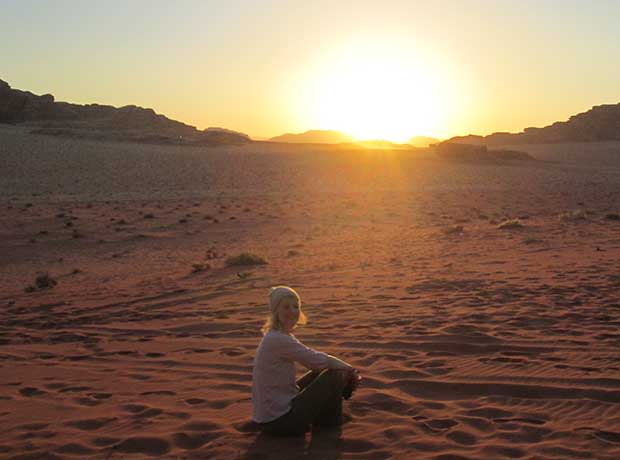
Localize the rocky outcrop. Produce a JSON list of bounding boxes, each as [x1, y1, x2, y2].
[[0, 79, 59, 122], [0, 79, 251, 146], [447, 103, 620, 146], [435, 142, 534, 162]]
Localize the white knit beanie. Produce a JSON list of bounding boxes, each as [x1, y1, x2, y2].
[[269, 286, 300, 313]]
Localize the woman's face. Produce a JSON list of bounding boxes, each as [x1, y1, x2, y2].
[[277, 297, 300, 332]]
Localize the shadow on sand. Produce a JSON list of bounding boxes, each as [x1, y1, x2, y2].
[[243, 426, 344, 460]]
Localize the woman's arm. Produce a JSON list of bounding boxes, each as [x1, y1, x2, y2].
[[325, 354, 355, 372], [279, 333, 355, 372]]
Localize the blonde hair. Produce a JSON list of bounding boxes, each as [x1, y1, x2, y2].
[[261, 286, 307, 334]]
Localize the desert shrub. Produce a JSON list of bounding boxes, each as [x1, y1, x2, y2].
[[559, 210, 587, 221], [444, 225, 464, 235], [225, 252, 267, 267], [35, 272, 57, 289], [191, 263, 210, 273], [497, 219, 524, 230]]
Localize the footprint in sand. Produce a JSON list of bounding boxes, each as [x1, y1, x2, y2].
[[65, 417, 116, 431], [17, 423, 49, 431], [16, 430, 56, 440], [91, 436, 121, 447], [140, 408, 164, 418], [145, 352, 165, 358], [141, 390, 176, 396], [114, 437, 171, 456], [56, 443, 97, 455], [592, 430, 620, 444], [44, 382, 66, 390], [464, 407, 514, 419], [173, 431, 219, 450], [126, 373, 152, 381], [73, 397, 102, 406], [456, 416, 495, 433], [121, 403, 149, 413], [89, 392, 113, 400], [446, 430, 478, 445], [19, 387, 47, 397], [426, 419, 459, 430], [59, 385, 93, 393]]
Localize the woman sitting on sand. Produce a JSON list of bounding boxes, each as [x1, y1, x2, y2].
[[252, 286, 361, 436]]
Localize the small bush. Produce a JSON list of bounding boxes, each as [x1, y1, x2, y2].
[[225, 252, 267, 267], [444, 225, 464, 235], [35, 272, 57, 289], [559, 210, 587, 221], [191, 263, 210, 273], [497, 219, 524, 230]]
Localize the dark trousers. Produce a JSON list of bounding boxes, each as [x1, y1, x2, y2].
[[260, 369, 347, 436]]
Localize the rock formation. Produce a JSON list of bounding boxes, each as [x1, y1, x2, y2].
[[447, 103, 620, 145], [270, 130, 354, 144], [435, 142, 534, 162], [0, 79, 251, 146]]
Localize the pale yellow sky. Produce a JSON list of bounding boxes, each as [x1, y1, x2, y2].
[[2, 0, 619, 141]]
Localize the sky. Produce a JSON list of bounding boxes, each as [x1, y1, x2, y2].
[[2, 0, 620, 142]]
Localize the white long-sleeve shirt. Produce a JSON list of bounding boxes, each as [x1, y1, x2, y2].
[[252, 329, 329, 423]]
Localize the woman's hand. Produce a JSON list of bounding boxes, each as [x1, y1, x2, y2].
[[342, 368, 362, 400]]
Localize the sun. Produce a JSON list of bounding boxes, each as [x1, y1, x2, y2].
[[297, 41, 452, 143]]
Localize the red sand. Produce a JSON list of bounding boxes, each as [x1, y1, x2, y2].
[[1, 129, 620, 459]]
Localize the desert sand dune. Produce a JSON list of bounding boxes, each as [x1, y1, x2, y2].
[[1, 125, 620, 459]]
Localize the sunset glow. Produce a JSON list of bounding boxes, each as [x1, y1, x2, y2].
[[2, 1, 619, 140], [296, 42, 454, 142]]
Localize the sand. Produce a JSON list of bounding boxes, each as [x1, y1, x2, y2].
[[1, 125, 620, 459]]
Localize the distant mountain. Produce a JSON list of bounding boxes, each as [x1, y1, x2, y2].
[[270, 130, 354, 144], [446, 103, 620, 145], [352, 139, 412, 149], [408, 136, 440, 147], [0, 79, 251, 146]]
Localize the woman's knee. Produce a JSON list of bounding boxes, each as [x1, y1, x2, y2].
[[323, 368, 348, 389]]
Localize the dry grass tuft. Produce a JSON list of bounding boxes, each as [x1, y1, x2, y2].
[[26, 272, 58, 292], [191, 263, 210, 273], [559, 210, 587, 221], [497, 219, 524, 230], [225, 252, 267, 267], [444, 225, 464, 235]]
